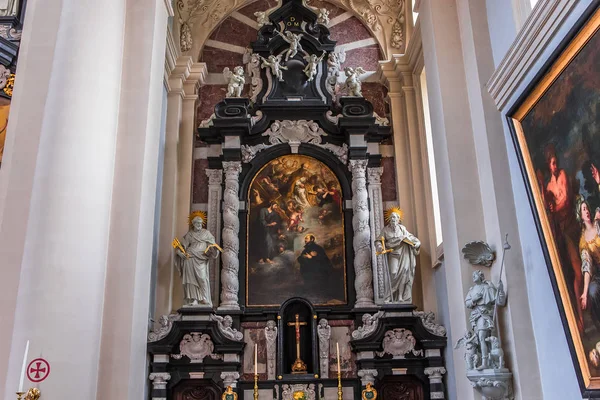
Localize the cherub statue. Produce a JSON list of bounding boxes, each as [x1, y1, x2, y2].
[[454, 330, 480, 370], [261, 54, 288, 81], [303, 53, 325, 81], [276, 30, 304, 61], [317, 8, 330, 25], [254, 11, 271, 28], [344, 67, 366, 97], [223, 66, 245, 97]]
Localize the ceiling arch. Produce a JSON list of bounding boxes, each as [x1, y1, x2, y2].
[[175, 0, 407, 62]]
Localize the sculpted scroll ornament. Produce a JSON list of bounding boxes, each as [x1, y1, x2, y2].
[[243, 51, 263, 104], [219, 162, 242, 310], [263, 120, 325, 145], [148, 313, 181, 342], [171, 332, 221, 361], [211, 314, 243, 341], [413, 311, 447, 337], [377, 328, 423, 358], [282, 384, 316, 400], [351, 311, 384, 340]]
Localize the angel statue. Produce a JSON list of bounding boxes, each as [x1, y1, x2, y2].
[[454, 330, 480, 370], [317, 8, 330, 25], [344, 66, 366, 97], [223, 66, 245, 98], [254, 11, 271, 28], [276, 30, 304, 61], [261, 54, 288, 81], [172, 211, 222, 307], [374, 207, 421, 303], [303, 53, 325, 81]]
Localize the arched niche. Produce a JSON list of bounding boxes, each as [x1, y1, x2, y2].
[[277, 297, 319, 377]]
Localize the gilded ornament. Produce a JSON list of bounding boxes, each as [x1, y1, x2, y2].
[[3, 73, 14, 97], [24, 388, 41, 400], [222, 386, 238, 400], [362, 383, 377, 400]]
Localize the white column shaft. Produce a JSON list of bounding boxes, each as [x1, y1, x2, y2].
[[1, 0, 126, 398], [156, 91, 183, 316], [420, 1, 487, 398], [97, 0, 171, 398]]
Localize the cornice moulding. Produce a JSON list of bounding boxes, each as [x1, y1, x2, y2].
[[486, 0, 579, 111]]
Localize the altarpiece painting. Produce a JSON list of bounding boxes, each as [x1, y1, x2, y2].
[[510, 9, 600, 395], [246, 154, 346, 307]]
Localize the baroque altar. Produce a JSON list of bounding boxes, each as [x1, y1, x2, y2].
[[148, 0, 447, 398]]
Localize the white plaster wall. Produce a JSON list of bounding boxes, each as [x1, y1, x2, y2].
[[486, 0, 597, 398]]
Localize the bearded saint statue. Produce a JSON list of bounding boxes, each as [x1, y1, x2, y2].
[[173, 211, 221, 307], [375, 208, 421, 304]]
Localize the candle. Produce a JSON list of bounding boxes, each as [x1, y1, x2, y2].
[[254, 343, 258, 375], [18, 340, 29, 392], [336, 342, 341, 373]]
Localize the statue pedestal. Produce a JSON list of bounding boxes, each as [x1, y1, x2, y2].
[[380, 303, 417, 311], [178, 306, 214, 321], [466, 369, 513, 400]]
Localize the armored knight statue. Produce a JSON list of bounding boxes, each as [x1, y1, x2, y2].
[[173, 212, 221, 307], [375, 208, 421, 303]]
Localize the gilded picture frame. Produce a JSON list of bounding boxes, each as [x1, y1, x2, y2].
[[510, 7, 600, 396]]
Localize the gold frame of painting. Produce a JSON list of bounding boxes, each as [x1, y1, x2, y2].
[[511, 8, 600, 393]]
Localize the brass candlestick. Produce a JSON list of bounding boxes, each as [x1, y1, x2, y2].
[[337, 370, 343, 400], [254, 374, 259, 400], [16, 392, 25, 400]]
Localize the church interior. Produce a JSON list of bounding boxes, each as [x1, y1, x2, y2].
[[1, 0, 599, 399]]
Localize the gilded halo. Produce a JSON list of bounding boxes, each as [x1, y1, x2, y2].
[[188, 210, 208, 227], [384, 206, 404, 224]]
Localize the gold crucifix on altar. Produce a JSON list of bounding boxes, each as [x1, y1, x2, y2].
[[287, 313, 308, 373]]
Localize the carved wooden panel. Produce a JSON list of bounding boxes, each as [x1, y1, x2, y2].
[[174, 381, 221, 400], [378, 376, 424, 400]]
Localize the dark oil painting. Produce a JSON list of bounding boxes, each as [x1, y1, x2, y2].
[[513, 12, 600, 388], [246, 154, 347, 307]]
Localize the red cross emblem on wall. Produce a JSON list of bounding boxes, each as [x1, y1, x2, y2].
[[26, 358, 50, 383]]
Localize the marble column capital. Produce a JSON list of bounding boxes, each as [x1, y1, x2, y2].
[[206, 168, 223, 185], [149, 372, 171, 390], [220, 371, 241, 387], [367, 167, 384, 185]]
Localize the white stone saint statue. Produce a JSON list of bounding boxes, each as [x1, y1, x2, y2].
[[375, 209, 421, 303], [464, 269, 506, 369], [174, 214, 220, 307]]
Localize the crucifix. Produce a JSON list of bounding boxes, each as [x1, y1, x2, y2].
[[287, 313, 308, 373]]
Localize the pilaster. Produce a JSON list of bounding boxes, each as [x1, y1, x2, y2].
[[156, 56, 207, 315], [424, 367, 446, 399], [367, 167, 386, 304], [206, 168, 223, 305]]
